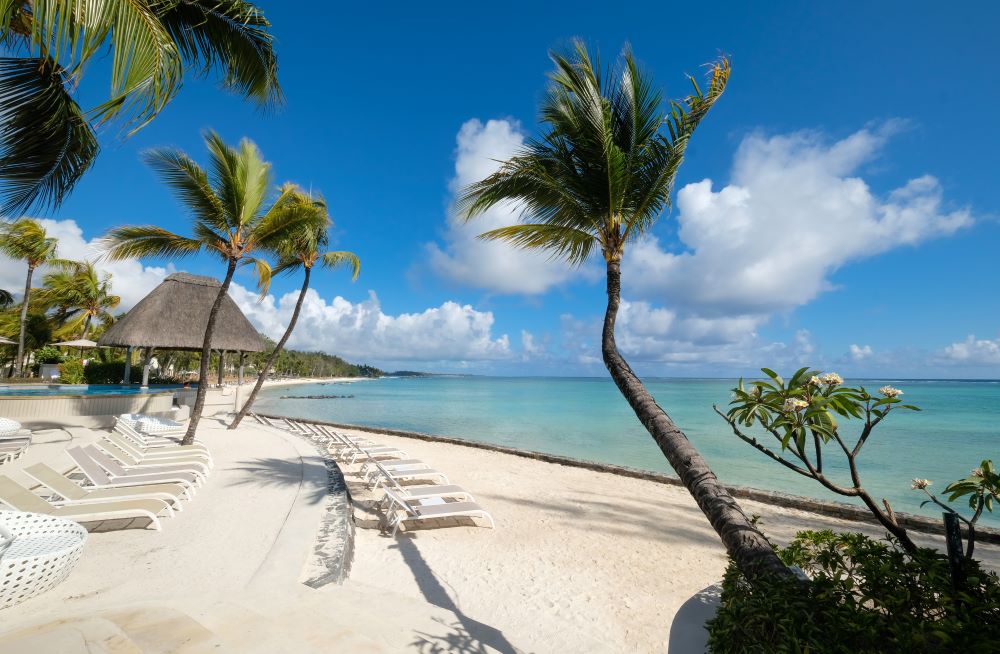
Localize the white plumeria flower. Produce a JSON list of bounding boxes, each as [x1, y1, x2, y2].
[[783, 398, 809, 412], [820, 373, 843, 386], [808, 375, 822, 387], [911, 478, 932, 490], [972, 468, 984, 478], [879, 386, 903, 398]]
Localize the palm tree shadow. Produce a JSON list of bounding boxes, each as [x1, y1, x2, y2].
[[393, 537, 521, 654], [228, 456, 330, 505]]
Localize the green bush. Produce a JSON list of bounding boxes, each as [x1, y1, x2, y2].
[[83, 361, 143, 384], [58, 359, 85, 384], [33, 345, 64, 365], [707, 530, 1000, 653]]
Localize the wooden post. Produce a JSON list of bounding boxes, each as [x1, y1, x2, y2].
[[141, 347, 153, 387], [124, 346, 133, 384], [217, 350, 225, 387]]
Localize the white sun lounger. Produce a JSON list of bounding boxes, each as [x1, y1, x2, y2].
[[119, 414, 185, 436], [24, 463, 186, 512], [0, 475, 170, 530], [360, 458, 430, 483], [364, 459, 449, 488], [370, 460, 474, 509], [95, 440, 211, 479], [80, 446, 206, 487], [66, 447, 198, 498], [105, 432, 213, 468], [115, 419, 208, 451], [382, 488, 494, 537]]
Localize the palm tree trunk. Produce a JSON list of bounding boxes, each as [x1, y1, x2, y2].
[[602, 260, 792, 580], [183, 258, 238, 445], [229, 267, 312, 430], [14, 264, 34, 377]]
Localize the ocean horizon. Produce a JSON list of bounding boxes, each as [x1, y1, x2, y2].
[[255, 375, 999, 527]]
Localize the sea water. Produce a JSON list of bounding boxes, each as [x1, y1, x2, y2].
[[254, 376, 999, 526]]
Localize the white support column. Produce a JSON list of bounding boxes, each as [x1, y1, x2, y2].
[[141, 347, 153, 388]]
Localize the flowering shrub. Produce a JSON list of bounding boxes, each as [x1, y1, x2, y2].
[[717, 367, 922, 551], [914, 459, 999, 557], [707, 530, 1000, 653]]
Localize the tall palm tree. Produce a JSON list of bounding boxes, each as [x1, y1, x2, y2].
[[0, 217, 58, 376], [0, 288, 12, 308], [35, 260, 120, 339], [229, 204, 360, 429], [102, 131, 326, 445], [0, 0, 281, 215], [459, 43, 790, 580]]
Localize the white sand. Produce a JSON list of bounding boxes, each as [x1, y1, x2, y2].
[[1, 419, 995, 653]]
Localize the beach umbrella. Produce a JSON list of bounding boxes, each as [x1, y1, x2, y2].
[[52, 339, 99, 348]]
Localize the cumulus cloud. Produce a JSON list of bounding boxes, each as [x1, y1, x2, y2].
[[942, 335, 1000, 365], [624, 124, 972, 318], [0, 218, 171, 310], [229, 284, 512, 365], [427, 119, 584, 294], [849, 344, 873, 361]]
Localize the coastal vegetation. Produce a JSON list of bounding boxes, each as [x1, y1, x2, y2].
[[0, 217, 58, 375], [230, 202, 360, 429], [0, 0, 280, 215], [102, 132, 330, 444], [458, 42, 790, 579]]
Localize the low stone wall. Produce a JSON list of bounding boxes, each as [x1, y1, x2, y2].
[[1, 391, 176, 429], [260, 413, 1000, 546]]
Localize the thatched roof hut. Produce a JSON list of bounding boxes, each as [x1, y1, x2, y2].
[[98, 273, 265, 352]]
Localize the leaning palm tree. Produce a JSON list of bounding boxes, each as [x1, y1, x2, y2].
[[0, 217, 58, 376], [35, 260, 120, 339], [0, 0, 281, 215], [0, 288, 12, 308], [102, 131, 326, 445], [229, 204, 360, 429], [459, 43, 790, 580]]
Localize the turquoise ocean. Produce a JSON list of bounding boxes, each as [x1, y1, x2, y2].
[[255, 376, 999, 526]]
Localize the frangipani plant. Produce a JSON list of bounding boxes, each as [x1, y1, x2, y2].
[[717, 367, 922, 552], [914, 459, 999, 558]]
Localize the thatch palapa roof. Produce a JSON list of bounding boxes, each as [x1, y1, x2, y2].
[[98, 273, 265, 352]]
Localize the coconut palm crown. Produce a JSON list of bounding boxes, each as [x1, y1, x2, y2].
[[458, 42, 791, 580], [230, 207, 360, 429], [0, 216, 58, 375], [35, 260, 120, 339], [0, 0, 282, 216], [101, 131, 327, 444]]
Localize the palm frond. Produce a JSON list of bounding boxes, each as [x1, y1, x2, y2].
[[0, 217, 59, 265], [240, 256, 272, 300], [141, 146, 226, 230], [0, 57, 98, 215], [99, 224, 203, 261], [156, 0, 281, 106], [479, 224, 596, 266], [318, 251, 360, 280]]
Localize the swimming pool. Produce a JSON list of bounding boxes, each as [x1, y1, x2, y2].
[[0, 384, 184, 397]]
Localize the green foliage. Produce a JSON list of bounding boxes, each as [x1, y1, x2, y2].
[[58, 359, 85, 384], [943, 459, 999, 514], [708, 530, 1000, 653], [245, 338, 382, 379], [83, 361, 143, 385], [32, 345, 64, 365]]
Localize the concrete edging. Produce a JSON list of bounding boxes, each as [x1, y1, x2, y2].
[[258, 413, 1000, 546]]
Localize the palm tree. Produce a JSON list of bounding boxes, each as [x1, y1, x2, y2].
[[458, 43, 790, 580], [102, 131, 327, 445], [35, 260, 121, 339], [0, 289, 12, 308], [229, 203, 360, 429], [0, 0, 281, 215], [0, 217, 58, 376]]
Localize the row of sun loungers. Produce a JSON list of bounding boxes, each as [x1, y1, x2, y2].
[[252, 414, 494, 536], [0, 433, 31, 465], [0, 415, 209, 531]]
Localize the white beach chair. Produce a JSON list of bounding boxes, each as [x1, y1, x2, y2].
[[114, 419, 207, 451], [96, 439, 212, 478], [105, 431, 213, 468], [364, 458, 449, 489], [382, 488, 494, 537], [66, 447, 198, 498], [0, 476, 170, 530], [360, 458, 431, 484], [370, 460, 475, 509], [24, 463, 187, 512], [81, 445, 207, 486]]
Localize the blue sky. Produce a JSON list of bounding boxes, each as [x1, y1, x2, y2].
[[4, 1, 1000, 377]]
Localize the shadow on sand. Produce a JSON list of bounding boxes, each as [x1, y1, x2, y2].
[[392, 536, 521, 654], [228, 456, 331, 505], [668, 583, 720, 653]]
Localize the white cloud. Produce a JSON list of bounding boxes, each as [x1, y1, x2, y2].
[[624, 124, 972, 318], [0, 218, 171, 310], [427, 119, 584, 294], [849, 344, 873, 361], [942, 335, 1000, 365], [229, 284, 512, 365]]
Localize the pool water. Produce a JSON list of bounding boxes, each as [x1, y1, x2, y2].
[[0, 384, 183, 397]]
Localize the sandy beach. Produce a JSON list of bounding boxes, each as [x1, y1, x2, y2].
[[1, 416, 996, 652]]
